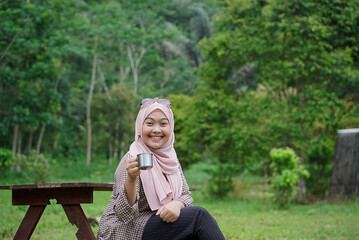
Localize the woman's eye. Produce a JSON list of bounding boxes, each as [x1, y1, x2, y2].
[[161, 122, 168, 126], [146, 122, 153, 126]]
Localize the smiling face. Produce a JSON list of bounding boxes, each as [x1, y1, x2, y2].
[[142, 109, 171, 149]]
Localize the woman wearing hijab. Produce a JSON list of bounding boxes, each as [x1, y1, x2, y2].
[[97, 98, 225, 240]]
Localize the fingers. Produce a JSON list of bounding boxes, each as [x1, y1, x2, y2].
[[159, 208, 170, 222], [160, 209, 172, 223], [156, 206, 164, 216], [126, 156, 140, 180], [156, 202, 182, 223], [160, 208, 179, 223]]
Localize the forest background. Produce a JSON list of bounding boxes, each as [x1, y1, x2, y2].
[[1, 0, 359, 205], [1, 0, 359, 239]]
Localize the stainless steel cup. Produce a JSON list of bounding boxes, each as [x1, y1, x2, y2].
[[137, 153, 153, 170]]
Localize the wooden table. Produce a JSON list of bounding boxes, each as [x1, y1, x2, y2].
[[0, 182, 113, 240]]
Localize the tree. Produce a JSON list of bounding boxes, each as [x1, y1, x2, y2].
[[92, 84, 136, 164], [0, 0, 72, 166], [0, 0, 218, 168], [187, 0, 359, 197]]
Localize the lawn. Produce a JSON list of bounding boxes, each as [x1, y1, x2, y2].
[[0, 160, 358, 239]]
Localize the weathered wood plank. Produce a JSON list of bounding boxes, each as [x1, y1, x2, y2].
[[13, 205, 46, 240], [0, 182, 113, 191], [12, 187, 93, 205], [62, 204, 96, 240]]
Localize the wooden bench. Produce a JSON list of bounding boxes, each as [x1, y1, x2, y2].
[[0, 182, 113, 240]]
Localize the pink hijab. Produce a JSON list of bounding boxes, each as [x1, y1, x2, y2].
[[129, 102, 182, 211]]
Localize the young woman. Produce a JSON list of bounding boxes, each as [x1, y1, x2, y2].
[[97, 98, 225, 240]]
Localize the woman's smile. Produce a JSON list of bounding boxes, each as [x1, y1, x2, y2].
[[150, 135, 163, 142]]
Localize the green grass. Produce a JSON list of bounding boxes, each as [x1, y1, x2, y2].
[[199, 198, 359, 240], [1, 160, 358, 239]]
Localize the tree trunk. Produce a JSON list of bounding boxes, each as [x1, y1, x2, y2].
[[113, 122, 120, 162], [12, 124, 19, 158], [119, 65, 124, 83], [16, 130, 22, 171], [119, 65, 130, 83], [297, 158, 306, 200], [119, 43, 130, 84], [264, 164, 269, 191], [297, 177, 306, 200], [120, 132, 127, 158], [120, 140, 125, 160], [53, 138, 58, 151], [86, 36, 98, 166], [127, 43, 148, 94], [35, 123, 46, 162], [127, 45, 138, 94], [109, 142, 113, 166], [97, 62, 112, 100], [27, 131, 33, 155], [160, 78, 168, 97]]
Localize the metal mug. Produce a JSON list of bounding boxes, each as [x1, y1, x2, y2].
[[137, 153, 153, 170]]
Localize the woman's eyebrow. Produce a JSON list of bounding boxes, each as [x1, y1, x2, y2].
[[144, 117, 169, 121]]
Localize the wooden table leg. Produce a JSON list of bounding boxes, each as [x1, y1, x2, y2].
[[62, 204, 96, 240], [14, 205, 46, 240]]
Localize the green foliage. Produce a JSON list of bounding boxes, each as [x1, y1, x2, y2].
[[21, 152, 51, 184], [269, 148, 310, 208], [341, 100, 359, 128], [1, 0, 359, 204], [91, 84, 136, 158], [170, 94, 197, 168], [0, 0, 213, 163], [306, 137, 335, 197], [183, 162, 211, 186], [0, 0, 79, 155], [172, 79, 349, 198], [187, 0, 359, 200], [205, 162, 239, 199], [0, 148, 13, 170], [172, 88, 249, 198]]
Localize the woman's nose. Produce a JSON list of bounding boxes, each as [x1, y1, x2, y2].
[[152, 125, 161, 133]]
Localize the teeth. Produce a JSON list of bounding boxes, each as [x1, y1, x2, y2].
[[151, 136, 162, 139]]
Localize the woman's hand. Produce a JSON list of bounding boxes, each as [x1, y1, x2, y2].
[[125, 156, 140, 206], [156, 200, 184, 223], [126, 156, 140, 181]]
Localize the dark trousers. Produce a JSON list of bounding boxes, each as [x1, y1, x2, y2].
[[142, 206, 226, 240]]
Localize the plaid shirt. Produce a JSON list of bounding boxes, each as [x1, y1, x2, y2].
[[97, 153, 194, 240]]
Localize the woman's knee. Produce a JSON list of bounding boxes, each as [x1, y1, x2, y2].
[[182, 206, 210, 218], [194, 206, 209, 215], [183, 206, 204, 212]]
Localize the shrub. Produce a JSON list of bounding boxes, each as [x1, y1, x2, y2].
[[206, 162, 239, 199], [306, 137, 334, 197], [269, 148, 310, 208], [22, 152, 51, 184], [0, 148, 13, 170]]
